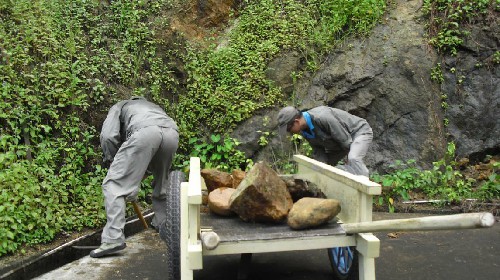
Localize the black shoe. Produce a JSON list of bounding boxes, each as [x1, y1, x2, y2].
[[89, 242, 126, 258], [150, 221, 159, 233]]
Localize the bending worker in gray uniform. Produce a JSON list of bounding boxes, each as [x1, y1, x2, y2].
[[278, 106, 373, 177], [90, 96, 179, 258]]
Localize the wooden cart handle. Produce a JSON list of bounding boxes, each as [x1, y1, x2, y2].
[[342, 212, 495, 234]]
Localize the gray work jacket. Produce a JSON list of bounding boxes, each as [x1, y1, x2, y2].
[[100, 97, 178, 163], [304, 106, 372, 153]]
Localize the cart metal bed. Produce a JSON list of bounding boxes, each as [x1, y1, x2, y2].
[[160, 155, 494, 280]]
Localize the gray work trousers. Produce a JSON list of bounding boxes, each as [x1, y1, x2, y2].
[[101, 126, 178, 244], [316, 132, 373, 177], [337, 132, 373, 176]]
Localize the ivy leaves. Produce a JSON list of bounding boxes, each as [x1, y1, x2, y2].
[[423, 0, 494, 55]]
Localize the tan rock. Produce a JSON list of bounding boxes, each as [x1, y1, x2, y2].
[[201, 169, 233, 192], [287, 198, 341, 230], [201, 176, 207, 191], [231, 169, 246, 188], [202, 189, 209, 206], [201, 177, 209, 205], [208, 187, 236, 216], [229, 162, 293, 223]]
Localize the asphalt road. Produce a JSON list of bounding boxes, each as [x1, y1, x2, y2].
[[35, 212, 500, 280]]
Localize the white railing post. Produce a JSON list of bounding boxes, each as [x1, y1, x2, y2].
[[182, 157, 203, 280], [180, 181, 192, 280]]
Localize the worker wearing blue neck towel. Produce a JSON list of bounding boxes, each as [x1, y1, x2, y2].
[[278, 106, 373, 177]]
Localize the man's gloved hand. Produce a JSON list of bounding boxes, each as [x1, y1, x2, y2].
[[125, 189, 139, 202], [103, 160, 112, 169], [142, 170, 152, 180]]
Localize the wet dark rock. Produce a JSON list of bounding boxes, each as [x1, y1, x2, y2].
[[284, 178, 326, 202], [231, 0, 499, 173]]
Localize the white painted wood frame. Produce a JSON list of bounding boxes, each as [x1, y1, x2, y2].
[[180, 155, 382, 280]]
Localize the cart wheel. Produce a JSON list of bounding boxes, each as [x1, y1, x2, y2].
[[159, 170, 185, 280], [327, 246, 359, 280]]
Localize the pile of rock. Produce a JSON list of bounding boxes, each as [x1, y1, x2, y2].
[[201, 162, 341, 230]]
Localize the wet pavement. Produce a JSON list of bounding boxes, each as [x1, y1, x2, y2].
[[33, 212, 499, 280]]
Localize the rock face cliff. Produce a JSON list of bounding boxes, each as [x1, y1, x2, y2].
[[230, 0, 499, 173], [443, 21, 500, 163]]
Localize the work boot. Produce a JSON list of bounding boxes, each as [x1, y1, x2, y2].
[[89, 242, 126, 258], [150, 221, 159, 233]]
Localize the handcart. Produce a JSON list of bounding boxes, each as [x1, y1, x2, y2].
[[159, 156, 494, 280]]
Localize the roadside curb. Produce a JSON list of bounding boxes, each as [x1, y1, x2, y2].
[[0, 211, 153, 280]]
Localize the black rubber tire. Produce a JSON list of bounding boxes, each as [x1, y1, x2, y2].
[[327, 246, 359, 280], [159, 170, 185, 280]]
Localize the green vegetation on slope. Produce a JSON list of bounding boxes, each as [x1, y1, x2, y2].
[[371, 143, 500, 212], [0, 0, 182, 256], [423, 0, 498, 55], [1, 0, 496, 260], [176, 0, 386, 159], [0, 0, 386, 256], [374, 0, 500, 212]]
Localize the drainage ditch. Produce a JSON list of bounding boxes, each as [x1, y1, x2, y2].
[[0, 211, 154, 280]]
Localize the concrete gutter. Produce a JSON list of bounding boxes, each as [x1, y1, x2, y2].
[[0, 211, 153, 280]]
